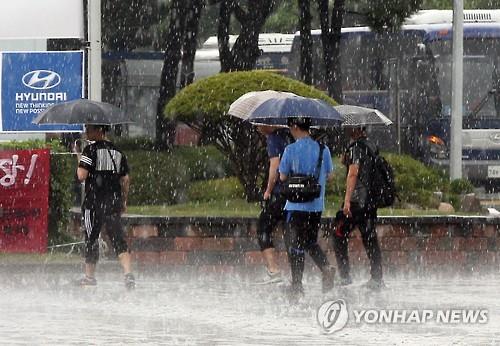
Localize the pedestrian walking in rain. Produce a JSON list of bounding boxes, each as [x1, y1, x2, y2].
[[76, 124, 135, 289], [279, 117, 335, 303], [333, 126, 385, 290], [255, 126, 291, 284]]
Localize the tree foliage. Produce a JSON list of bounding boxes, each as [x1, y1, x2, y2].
[[362, 0, 423, 33], [164, 71, 338, 201]]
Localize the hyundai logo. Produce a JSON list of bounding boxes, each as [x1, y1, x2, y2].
[[22, 70, 61, 90], [489, 133, 500, 143]]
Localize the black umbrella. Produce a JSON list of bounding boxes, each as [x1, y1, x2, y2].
[[32, 99, 133, 125]]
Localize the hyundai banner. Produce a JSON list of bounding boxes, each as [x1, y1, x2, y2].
[[0, 149, 50, 253], [0, 51, 84, 132]]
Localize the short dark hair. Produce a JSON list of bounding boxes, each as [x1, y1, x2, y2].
[[87, 124, 110, 133], [287, 117, 311, 131]]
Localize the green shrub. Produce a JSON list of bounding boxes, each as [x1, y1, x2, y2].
[[125, 145, 232, 205], [125, 150, 189, 205], [114, 136, 156, 151], [449, 178, 474, 195], [0, 140, 74, 245], [187, 177, 245, 202], [172, 145, 231, 180], [384, 153, 448, 207]]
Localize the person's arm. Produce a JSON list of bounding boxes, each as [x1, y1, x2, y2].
[[343, 163, 359, 217], [77, 146, 93, 182], [264, 157, 280, 200], [324, 147, 335, 182], [120, 175, 130, 214], [76, 167, 88, 182], [278, 147, 290, 182]]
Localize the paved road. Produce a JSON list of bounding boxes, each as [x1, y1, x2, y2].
[[0, 263, 499, 345]]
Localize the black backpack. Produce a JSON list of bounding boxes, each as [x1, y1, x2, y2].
[[352, 140, 396, 209], [281, 143, 324, 203]]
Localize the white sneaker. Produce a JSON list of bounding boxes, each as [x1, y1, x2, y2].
[[254, 270, 283, 285]]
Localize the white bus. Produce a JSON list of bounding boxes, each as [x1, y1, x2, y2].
[[288, 10, 500, 188]]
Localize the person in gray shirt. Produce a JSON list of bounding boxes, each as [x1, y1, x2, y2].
[[332, 126, 384, 291]]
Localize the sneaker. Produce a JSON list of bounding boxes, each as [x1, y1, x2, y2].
[[338, 276, 353, 286], [75, 275, 97, 287], [363, 278, 386, 291], [286, 284, 305, 305], [255, 269, 283, 285], [322, 265, 335, 293], [124, 273, 135, 290]]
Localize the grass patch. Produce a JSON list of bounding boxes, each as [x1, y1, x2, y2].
[[128, 198, 479, 217], [128, 199, 261, 217]]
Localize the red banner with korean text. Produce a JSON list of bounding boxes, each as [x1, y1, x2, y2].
[[0, 149, 50, 253]]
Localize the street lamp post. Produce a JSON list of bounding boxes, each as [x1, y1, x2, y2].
[[88, 0, 102, 102], [450, 0, 463, 180]]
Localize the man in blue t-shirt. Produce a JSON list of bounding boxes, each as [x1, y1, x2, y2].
[[255, 126, 291, 284], [279, 117, 336, 303]]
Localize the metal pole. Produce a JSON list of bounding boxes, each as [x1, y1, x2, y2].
[[88, 0, 102, 101], [396, 60, 401, 154], [450, 0, 463, 180]]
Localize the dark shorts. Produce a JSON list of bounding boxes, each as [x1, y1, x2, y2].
[[81, 208, 128, 264], [257, 193, 287, 251]]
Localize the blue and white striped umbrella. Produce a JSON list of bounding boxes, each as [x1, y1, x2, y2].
[[228, 90, 343, 127]]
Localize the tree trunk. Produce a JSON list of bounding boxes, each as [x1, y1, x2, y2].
[[330, 0, 344, 102], [217, 0, 234, 72], [180, 0, 205, 88], [298, 0, 312, 85], [218, 0, 275, 72], [316, 0, 344, 101], [156, 0, 186, 149]]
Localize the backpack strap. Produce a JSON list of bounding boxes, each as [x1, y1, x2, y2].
[[314, 143, 325, 179], [105, 147, 118, 174]]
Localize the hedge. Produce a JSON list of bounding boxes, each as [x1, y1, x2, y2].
[[125, 145, 231, 205], [187, 152, 473, 210]]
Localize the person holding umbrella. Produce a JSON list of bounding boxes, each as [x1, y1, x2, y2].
[[333, 125, 384, 291], [76, 124, 135, 289], [255, 125, 291, 284], [279, 117, 336, 303]]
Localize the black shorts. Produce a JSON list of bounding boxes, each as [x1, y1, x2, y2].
[[81, 208, 129, 264], [257, 193, 286, 251]]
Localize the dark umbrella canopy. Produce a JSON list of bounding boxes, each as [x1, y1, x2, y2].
[[32, 99, 133, 125], [228, 90, 343, 127]]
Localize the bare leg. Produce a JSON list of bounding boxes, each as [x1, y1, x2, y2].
[[85, 263, 96, 278], [262, 247, 280, 273], [118, 252, 132, 275]]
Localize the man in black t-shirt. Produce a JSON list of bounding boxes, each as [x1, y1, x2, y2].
[[333, 126, 384, 291], [76, 125, 135, 289]]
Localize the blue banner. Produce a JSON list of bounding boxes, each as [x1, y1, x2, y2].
[[1, 51, 84, 132]]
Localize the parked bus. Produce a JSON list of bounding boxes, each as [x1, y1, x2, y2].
[[288, 9, 500, 188]]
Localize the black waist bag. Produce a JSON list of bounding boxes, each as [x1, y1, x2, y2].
[[281, 144, 324, 203]]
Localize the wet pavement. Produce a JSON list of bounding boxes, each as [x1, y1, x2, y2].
[[0, 263, 499, 345]]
